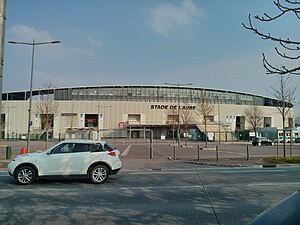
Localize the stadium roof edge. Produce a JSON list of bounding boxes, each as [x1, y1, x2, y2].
[[2, 84, 278, 102]]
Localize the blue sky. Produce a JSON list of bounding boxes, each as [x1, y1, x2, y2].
[[4, 1, 300, 113]]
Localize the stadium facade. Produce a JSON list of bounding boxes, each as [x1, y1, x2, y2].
[[1, 85, 294, 141]]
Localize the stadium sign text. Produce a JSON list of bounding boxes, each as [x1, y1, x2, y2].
[[150, 105, 196, 110]]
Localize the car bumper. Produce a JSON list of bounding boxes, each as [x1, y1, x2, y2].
[[112, 168, 121, 175], [7, 161, 16, 176]]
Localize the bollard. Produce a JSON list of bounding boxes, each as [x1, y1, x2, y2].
[[197, 145, 200, 161], [247, 145, 250, 161], [173, 145, 176, 160], [216, 145, 219, 162], [150, 130, 154, 159], [6, 146, 12, 160]]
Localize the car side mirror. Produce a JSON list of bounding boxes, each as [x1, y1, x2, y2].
[[46, 150, 52, 155]]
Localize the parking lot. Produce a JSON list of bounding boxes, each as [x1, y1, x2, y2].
[[1, 140, 300, 165]]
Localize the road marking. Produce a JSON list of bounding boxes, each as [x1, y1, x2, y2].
[[0, 188, 78, 192], [247, 182, 300, 187], [121, 144, 131, 156], [220, 169, 286, 173], [129, 171, 199, 175], [119, 185, 204, 190]]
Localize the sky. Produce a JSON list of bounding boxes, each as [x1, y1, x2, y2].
[[4, 0, 300, 114]]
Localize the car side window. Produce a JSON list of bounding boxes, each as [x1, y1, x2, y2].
[[90, 144, 104, 152], [52, 143, 75, 154], [72, 143, 91, 153]]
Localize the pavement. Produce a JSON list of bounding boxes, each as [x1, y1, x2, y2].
[[1, 154, 297, 172], [0, 160, 9, 171], [1, 140, 299, 172]]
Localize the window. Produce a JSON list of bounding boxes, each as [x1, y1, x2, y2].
[[52, 143, 75, 154], [104, 143, 115, 151], [72, 143, 90, 152], [90, 144, 104, 152]]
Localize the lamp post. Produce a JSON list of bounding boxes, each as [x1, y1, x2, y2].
[[164, 82, 192, 147], [8, 39, 61, 152]]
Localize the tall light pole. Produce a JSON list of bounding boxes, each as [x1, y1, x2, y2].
[[8, 39, 61, 152], [164, 82, 192, 146], [0, 0, 7, 144]]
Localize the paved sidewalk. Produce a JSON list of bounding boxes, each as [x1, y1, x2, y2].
[[0, 156, 281, 172], [1, 141, 299, 171]]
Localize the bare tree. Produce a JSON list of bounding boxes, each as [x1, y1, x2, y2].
[[269, 74, 295, 157], [0, 113, 6, 139], [167, 108, 179, 144], [36, 81, 59, 148], [244, 105, 264, 136], [195, 93, 215, 148], [242, 0, 300, 75], [180, 105, 194, 146], [65, 101, 78, 138]]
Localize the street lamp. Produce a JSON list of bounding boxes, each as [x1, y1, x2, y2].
[[164, 82, 193, 147], [8, 39, 61, 152]]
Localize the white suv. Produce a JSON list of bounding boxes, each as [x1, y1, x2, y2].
[[8, 139, 122, 185]]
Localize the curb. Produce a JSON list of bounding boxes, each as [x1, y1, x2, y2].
[[190, 161, 300, 168], [190, 161, 263, 168]]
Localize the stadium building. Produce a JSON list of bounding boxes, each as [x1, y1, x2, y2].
[[1, 85, 294, 141]]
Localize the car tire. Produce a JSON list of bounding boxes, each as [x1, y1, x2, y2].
[[15, 166, 36, 185], [90, 165, 109, 184]]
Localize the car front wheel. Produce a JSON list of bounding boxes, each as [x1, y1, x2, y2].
[[90, 165, 109, 184], [15, 166, 36, 185]]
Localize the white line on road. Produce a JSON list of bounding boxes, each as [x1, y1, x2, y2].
[[247, 182, 300, 187], [0, 188, 78, 192], [220, 169, 286, 173], [129, 171, 199, 175], [119, 185, 204, 190], [121, 144, 132, 156]]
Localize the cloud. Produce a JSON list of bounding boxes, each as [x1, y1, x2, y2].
[[87, 35, 104, 47], [8, 25, 56, 42], [149, 0, 203, 37], [8, 25, 96, 58]]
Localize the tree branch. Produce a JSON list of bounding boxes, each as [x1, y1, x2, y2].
[[262, 53, 300, 75], [275, 47, 300, 59]]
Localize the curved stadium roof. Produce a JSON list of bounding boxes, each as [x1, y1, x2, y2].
[[1, 85, 293, 108]]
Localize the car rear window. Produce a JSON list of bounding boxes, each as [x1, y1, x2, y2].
[[104, 143, 114, 151]]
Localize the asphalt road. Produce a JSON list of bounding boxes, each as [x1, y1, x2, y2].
[[0, 160, 299, 225]]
